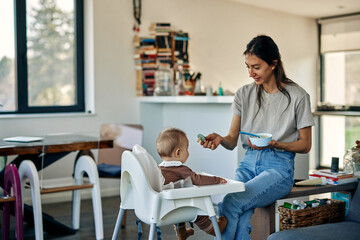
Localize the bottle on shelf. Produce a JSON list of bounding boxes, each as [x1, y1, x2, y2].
[[154, 63, 173, 96], [218, 82, 224, 96], [174, 69, 185, 96]]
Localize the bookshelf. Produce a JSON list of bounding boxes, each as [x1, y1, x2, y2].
[[133, 23, 190, 96]]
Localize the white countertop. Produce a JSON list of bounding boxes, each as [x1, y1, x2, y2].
[[138, 96, 234, 103]]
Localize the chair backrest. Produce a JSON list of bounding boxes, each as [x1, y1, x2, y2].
[[132, 144, 164, 192], [120, 146, 161, 223], [98, 124, 143, 166]]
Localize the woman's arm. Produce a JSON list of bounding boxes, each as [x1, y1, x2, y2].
[[267, 126, 312, 153], [202, 114, 241, 150]]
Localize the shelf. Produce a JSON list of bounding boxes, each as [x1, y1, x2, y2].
[[138, 96, 234, 104], [313, 111, 360, 117]]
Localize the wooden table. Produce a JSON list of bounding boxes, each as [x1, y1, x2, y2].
[[0, 134, 112, 172], [250, 181, 359, 240], [0, 134, 113, 236]]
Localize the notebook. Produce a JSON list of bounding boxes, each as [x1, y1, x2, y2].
[[3, 136, 44, 143]]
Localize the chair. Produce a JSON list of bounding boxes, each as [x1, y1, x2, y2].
[[18, 132, 103, 240], [98, 123, 143, 178], [1, 164, 24, 240], [97, 123, 143, 228], [111, 145, 245, 240]]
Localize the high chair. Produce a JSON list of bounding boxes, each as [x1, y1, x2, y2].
[[111, 145, 245, 240]]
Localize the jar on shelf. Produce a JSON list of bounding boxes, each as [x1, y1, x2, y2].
[[343, 147, 360, 177], [154, 63, 173, 96], [343, 149, 354, 174], [352, 147, 360, 177], [174, 69, 185, 96]]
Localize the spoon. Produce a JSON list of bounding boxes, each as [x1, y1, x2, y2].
[[239, 131, 261, 138]]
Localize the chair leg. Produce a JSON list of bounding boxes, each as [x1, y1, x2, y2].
[[5, 164, 24, 240], [74, 155, 104, 240], [72, 188, 81, 230], [111, 208, 126, 240], [149, 223, 156, 240], [210, 216, 222, 240], [19, 160, 44, 240], [3, 200, 10, 240]]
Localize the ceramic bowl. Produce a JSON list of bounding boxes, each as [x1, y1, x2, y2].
[[249, 133, 272, 147]]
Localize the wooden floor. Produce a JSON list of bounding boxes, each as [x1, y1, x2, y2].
[[6, 196, 213, 240]]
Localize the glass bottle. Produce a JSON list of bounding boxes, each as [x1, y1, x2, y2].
[[343, 149, 354, 174], [352, 147, 360, 177], [174, 69, 185, 96], [154, 63, 173, 96]]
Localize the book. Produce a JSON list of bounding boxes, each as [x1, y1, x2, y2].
[[309, 175, 358, 185], [309, 173, 354, 182], [311, 169, 354, 179], [331, 191, 351, 215], [3, 136, 43, 143]]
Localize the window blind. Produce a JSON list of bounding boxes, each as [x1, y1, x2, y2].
[[319, 14, 360, 53]]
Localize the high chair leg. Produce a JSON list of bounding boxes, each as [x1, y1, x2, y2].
[[210, 216, 222, 240], [112, 208, 126, 240]]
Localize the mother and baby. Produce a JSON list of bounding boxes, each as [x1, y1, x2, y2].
[[155, 35, 315, 240]]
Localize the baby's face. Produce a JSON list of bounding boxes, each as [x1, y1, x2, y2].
[[178, 136, 189, 164]]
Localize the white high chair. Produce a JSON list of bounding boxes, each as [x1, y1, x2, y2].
[[111, 145, 245, 240]]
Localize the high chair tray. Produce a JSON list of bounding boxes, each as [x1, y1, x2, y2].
[[162, 177, 245, 200]]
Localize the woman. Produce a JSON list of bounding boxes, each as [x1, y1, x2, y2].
[[200, 35, 315, 239]]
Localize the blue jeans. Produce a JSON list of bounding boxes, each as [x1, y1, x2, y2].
[[218, 148, 295, 240]]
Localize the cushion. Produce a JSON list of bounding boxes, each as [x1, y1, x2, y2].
[[267, 221, 360, 240], [346, 182, 360, 223], [97, 163, 121, 177], [132, 144, 164, 192]]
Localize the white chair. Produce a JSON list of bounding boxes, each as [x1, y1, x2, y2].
[[97, 123, 143, 228], [18, 132, 104, 240], [111, 145, 245, 240]]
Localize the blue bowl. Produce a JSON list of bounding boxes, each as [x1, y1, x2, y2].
[[249, 133, 272, 147]]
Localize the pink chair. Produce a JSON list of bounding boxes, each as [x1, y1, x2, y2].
[[2, 164, 23, 240]]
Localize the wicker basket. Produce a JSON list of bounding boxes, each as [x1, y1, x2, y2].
[[278, 199, 345, 230]]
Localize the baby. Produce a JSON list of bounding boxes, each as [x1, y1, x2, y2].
[[156, 127, 228, 240]]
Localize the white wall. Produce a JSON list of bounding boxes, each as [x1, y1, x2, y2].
[[0, 0, 318, 202]]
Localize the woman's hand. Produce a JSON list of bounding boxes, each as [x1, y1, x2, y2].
[[200, 133, 222, 150], [247, 139, 273, 150]]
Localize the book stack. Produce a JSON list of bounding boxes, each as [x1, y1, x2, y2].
[[149, 22, 171, 36], [151, 23, 173, 66], [134, 37, 157, 96], [134, 23, 192, 96], [309, 169, 358, 185]]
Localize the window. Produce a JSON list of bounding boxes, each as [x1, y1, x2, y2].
[[317, 14, 360, 168], [0, 0, 84, 114]]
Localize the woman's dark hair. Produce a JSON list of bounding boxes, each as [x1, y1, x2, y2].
[[244, 35, 295, 118]]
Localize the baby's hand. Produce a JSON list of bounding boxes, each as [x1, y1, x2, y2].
[[219, 178, 227, 184]]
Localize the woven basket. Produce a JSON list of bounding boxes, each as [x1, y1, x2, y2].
[[278, 199, 345, 230]]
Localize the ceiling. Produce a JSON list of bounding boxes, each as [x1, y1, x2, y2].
[[230, 0, 360, 18]]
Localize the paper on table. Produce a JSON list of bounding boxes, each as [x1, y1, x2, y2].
[[3, 136, 44, 143]]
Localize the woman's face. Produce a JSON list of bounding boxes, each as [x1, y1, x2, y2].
[[245, 54, 275, 86]]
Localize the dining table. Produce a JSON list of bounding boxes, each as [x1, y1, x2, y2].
[[0, 134, 113, 236]]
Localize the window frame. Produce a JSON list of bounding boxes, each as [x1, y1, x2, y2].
[[0, 0, 85, 114], [316, 12, 360, 169]]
